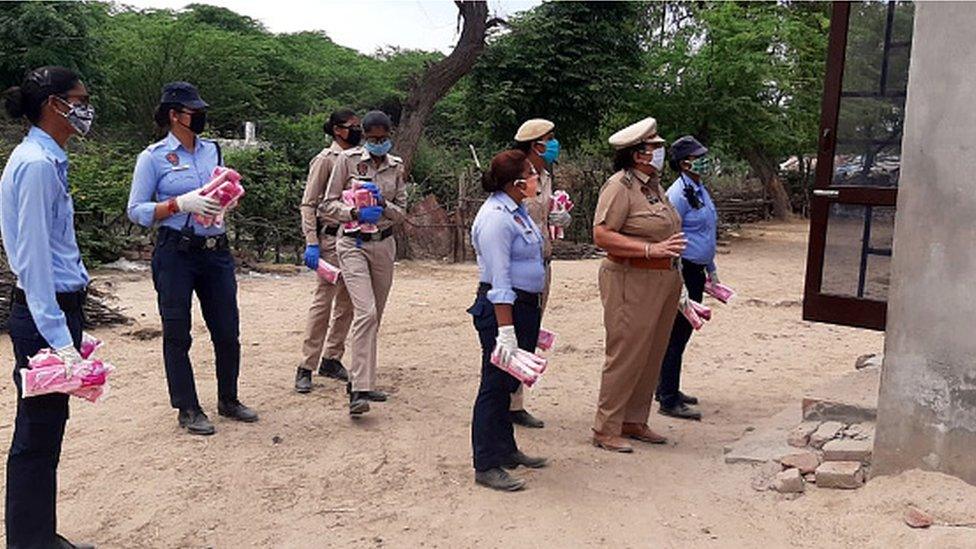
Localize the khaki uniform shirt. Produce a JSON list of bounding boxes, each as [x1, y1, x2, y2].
[[323, 147, 408, 232], [593, 169, 681, 243], [300, 142, 343, 245], [524, 168, 553, 259]]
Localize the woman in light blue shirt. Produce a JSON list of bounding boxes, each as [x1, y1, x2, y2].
[[127, 82, 257, 436], [657, 135, 719, 420], [1, 65, 94, 549], [468, 149, 549, 492]]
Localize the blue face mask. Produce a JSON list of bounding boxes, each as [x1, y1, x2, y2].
[[364, 138, 392, 157], [538, 138, 560, 164]]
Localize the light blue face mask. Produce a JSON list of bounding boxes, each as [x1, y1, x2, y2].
[[538, 138, 560, 164], [365, 138, 392, 157]]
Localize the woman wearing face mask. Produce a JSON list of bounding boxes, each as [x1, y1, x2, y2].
[[295, 109, 360, 394], [655, 136, 718, 421], [1, 66, 95, 549], [323, 110, 407, 415], [468, 149, 548, 491], [127, 81, 258, 436], [591, 117, 686, 453]]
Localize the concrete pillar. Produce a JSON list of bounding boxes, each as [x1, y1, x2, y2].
[[873, 2, 976, 485]]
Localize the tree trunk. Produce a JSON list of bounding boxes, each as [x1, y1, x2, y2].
[[396, 0, 490, 177], [743, 147, 793, 220]]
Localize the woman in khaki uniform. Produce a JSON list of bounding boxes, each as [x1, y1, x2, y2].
[[591, 117, 687, 453]]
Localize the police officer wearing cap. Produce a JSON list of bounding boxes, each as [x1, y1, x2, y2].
[[656, 136, 718, 421], [509, 118, 568, 429], [127, 82, 258, 435], [294, 109, 360, 393], [323, 110, 407, 415], [591, 117, 686, 453]]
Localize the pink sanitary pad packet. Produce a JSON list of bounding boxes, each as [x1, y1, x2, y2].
[[80, 332, 102, 360], [689, 300, 712, 321], [194, 167, 245, 228], [20, 352, 115, 401], [704, 281, 736, 304], [490, 347, 548, 387], [537, 328, 557, 352], [316, 259, 341, 284], [680, 298, 705, 331]]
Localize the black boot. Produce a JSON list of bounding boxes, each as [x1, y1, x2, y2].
[[502, 450, 548, 470], [348, 383, 370, 415], [658, 402, 702, 421], [295, 366, 312, 393], [318, 358, 349, 382], [54, 533, 95, 549], [475, 468, 526, 491], [178, 408, 215, 435], [218, 399, 259, 422], [679, 391, 699, 405], [510, 409, 545, 429]]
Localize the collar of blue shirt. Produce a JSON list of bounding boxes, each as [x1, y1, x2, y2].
[[492, 191, 525, 214], [165, 131, 204, 154], [27, 126, 67, 165]]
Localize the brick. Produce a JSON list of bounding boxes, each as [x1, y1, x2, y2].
[[809, 421, 846, 448], [773, 468, 805, 493], [822, 439, 873, 463], [787, 421, 821, 448], [815, 461, 864, 489], [779, 451, 822, 474], [843, 423, 875, 441]]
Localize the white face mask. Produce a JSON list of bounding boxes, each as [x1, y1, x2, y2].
[[56, 96, 95, 137], [636, 147, 666, 172]]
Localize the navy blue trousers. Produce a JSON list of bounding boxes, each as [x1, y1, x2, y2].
[[151, 229, 240, 410], [656, 259, 707, 408], [469, 289, 540, 472], [6, 299, 83, 548]]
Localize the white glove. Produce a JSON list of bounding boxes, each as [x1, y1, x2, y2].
[[494, 325, 520, 366], [708, 270, 720, 285], [548, 210, 572, 228], [55, 345, 84, 378], [678, 283, 690, 312], [176, 190, 221, 216]]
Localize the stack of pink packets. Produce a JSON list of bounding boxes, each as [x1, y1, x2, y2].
[[548, 190, 574, 240], [680, 298, 712, 331], [490, 347, 548, 388], [19, 333, 115, 403], [704, 280, 736, 303], [194, 166, 245, 228], [316, 258, 341, 284], [341, 181, 378, 234]]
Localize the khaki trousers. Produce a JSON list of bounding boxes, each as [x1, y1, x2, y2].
[[300, 235, 354, 371], [593, 260, 681, 436], [511, 262, 552, 412], [336, 235, 396, 392]]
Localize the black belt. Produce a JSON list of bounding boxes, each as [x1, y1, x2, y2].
[[321, 224, 339, 237], [11, 287, 87, 312], [159, 227, 230, 251], [477, 283, 540, 306], [344, 226, 393, 242]]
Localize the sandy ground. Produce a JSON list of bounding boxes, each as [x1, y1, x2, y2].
[[1, 221, 974, 548]]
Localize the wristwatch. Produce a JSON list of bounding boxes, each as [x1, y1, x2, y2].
[[166, 197, 180, 215]]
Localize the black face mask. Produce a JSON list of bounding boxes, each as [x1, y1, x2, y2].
[[178, 111, 207, 134], [345, 127, 362, 147]]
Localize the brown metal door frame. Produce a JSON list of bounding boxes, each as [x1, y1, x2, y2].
[[803, 1, 895, 332]]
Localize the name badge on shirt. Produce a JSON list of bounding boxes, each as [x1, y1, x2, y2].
[[169, 165, 191, 172]]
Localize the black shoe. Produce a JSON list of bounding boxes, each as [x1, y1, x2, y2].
[[510, 409, 545, 429], [295, 367, 312, 393], [362, 390, 388, 402], [318, 358, 349, 382], [178, 408, 215, 435], [679, 391, 699, 405], [502, 450, 548, 470], [349, 391, 370, 415], [658, 402, 702, 421], [218, 399, 259, 423], [55, 534, 94, 549], [475, 468, 526, 492]]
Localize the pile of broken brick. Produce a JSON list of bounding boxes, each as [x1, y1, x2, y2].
[[759, 420, 874, 495]]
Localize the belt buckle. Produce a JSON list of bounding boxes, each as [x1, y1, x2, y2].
[[205, 237, 217, 250]]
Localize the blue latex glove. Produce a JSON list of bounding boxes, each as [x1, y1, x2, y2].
[[358, 205, 384, 224], [361, 182, 384, 205], [304, 244, 320, 270]]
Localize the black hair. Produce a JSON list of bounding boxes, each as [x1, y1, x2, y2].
[[154, 102, 183, 129], [3, 66, 81, 125], [613, 145, 641, 172], [361, 110, 392, 133], [482, 149, 529, 193], [513, 140, 533, 153], [323, 109, 357, 136]]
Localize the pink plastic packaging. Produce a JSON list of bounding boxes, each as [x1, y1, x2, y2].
[[548, 190, 575, 240], [680, 298, 705, 331], [704, 281, 736, 304], [341, 189, 361, 233], [194, 167, 245, 228], [689, 300, 712, 321], [316, 259, 341, 284], [19, 348, 115, 402], [80, 332, 102, 360], [537, 328, 557, 352], [352, 183, 378, 234], [490, 346, 549, 387]]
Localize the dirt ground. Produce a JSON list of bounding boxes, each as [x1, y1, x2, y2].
[[1, 221, 974, 548]]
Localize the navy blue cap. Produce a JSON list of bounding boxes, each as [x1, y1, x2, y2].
[[159, 81, 209, 110], [669, 135, 708, 163]]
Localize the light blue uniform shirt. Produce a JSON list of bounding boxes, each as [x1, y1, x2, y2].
[[667, 174, 718, 272], [471, 192, 546, 304], [0, 126, 90, 349], [127, 132, 224, 236]]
